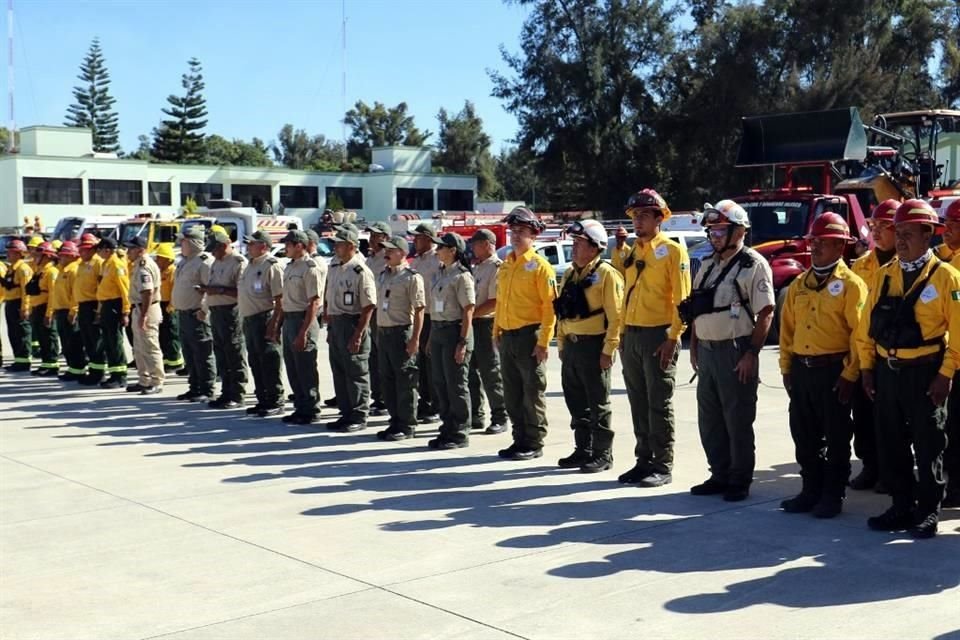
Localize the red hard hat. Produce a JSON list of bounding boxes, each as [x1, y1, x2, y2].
[[39, 241, 57, 257], [58, 241, 80, 257], [944, 199, 960, 223], [894, 199, 941, 227], [870, 199, 899, 223], [78, 233, 100, 249], [807, 212, 851, 241], [7, 239, 26, 253]]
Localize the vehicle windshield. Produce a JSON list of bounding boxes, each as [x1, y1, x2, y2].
[[742, 202, 809, 245], [52, 218, 83, 242], [117, 222, 147, 244], [316, 238, 335, 257]]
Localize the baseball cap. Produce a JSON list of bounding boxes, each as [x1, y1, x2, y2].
[[180, 226, 205, 241], [366, 221, 392, 236], [98, 237, 118, 250], [305, 229, 321, 246], [470, 229, 496, 244], [413, 223, 438, 240], [205, 231, 231, 252], [433, 232, 466, 253], [124, 236, 148, 250], [281, 230, 309, 245], [381, 235, 409, 254], [243, 230, 273, 247], [333, 227, 360, 246]]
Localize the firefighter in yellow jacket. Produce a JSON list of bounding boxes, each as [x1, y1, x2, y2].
[[27, 242, 61, 376], [617, 189, 691, 488], [154, 243, 184, 373], [555, 220, 624, 472], [47, 241, 87, 381], [75, 234, 107, 385], [856, 200, 960, 539], [779, 213, 867, 518], [848, 199, 899, 491], [2, 240, 33, 371], [96, 237, 131, 389]]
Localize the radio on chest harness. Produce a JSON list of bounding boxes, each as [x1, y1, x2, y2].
[[868, 262, 944, 356], [678, 250, 754, 326], [554, 261, 605, 321]]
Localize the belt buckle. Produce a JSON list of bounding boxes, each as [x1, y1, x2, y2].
[[568, 334, 579, 343], [799, 356, 812, 368], [886, 356, 900, 371]]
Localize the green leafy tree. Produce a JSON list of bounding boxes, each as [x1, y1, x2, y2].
[[326, 192, 345, 211], [434, 101, 500, 198], [490, 0, 679, 212], [152, 58, 208, 164], [271, 124, 346, 170], [493, 146, 540, 204], [64, 38, 120, 153], [204, 135, 272, 166], [343, 100, 431, 163], [0, 126, 14, 154]]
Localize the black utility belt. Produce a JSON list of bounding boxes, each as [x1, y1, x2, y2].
[[564, 333, 604, 343], [793, 353, 846, 368], [178, 308, 201, 314], [432, 320, 462, 326], [500, 324, 539, 335], [878, 350, 943, 370], [135, 300, 161, 308]]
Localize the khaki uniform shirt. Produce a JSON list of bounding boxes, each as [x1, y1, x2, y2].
[[238, 254, 284, 318], [472, 255, 501, 318], [366, 249, 388, 282], [129, 254, 162, 307], [282, 256, 322, 313], [325, 253, 376, 316], [430, 263, 475, 322], [692, 246, 775, 341], [411, 249, 442, 314], [309, 255, 329, 310], [206, 253, 247, 307], [172, 252, 214, 311], [376, 264, 425, 327]]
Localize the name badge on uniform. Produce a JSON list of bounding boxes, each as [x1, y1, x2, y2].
[[524, 261, 537, 272], [730, 301, 741, 318], [253, 277, 264, 293], [343, 291, 354, 306], [828, 280, 844, 296], [920, 284, 938, 304], [382, 289, 391, 311], [655, 245, 668, 260], [434, 299, 445, 313]]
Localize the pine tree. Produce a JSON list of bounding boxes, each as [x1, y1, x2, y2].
[[152, 58, 208, 164], [64, 38, 120, 153]]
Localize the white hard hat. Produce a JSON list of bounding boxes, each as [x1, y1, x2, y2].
[[702, 200, 750, 228]]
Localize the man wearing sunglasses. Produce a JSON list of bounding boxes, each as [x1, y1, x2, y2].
[[617, 189, 691, 487], [687, 200, 774, 502], [849, 199, 899, 493]]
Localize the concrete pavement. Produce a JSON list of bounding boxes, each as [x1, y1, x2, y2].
[[1, 345, 958, 640]]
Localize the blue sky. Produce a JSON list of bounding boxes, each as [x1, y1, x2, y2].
[[2, 0, 530, 154]]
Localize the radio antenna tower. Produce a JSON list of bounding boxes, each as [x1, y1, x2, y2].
[[6, 0, 14, 152]]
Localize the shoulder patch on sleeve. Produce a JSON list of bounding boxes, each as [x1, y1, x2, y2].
[[353, 265, 363, 274], [265, 256, 278, 264]]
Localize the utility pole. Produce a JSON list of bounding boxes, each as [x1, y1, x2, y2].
[[340, 0, 347, 163]]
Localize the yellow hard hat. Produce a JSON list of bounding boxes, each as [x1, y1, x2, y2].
[[211, 224, 227, 236], [27, 236, 44, 248], [51, 239, 63, 250], [154, 243, 176, 261]]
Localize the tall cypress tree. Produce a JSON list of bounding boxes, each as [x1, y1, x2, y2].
[[152, 58, 208, 164], [64, 38, 120, 153]]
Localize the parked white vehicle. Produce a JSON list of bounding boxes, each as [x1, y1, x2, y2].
[[497, 239, 575, 279], [603, 229, 709, 259], [51, 214, 128, 242]]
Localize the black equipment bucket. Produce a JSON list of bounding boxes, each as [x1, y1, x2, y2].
[[735, 107, 868, 167]]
